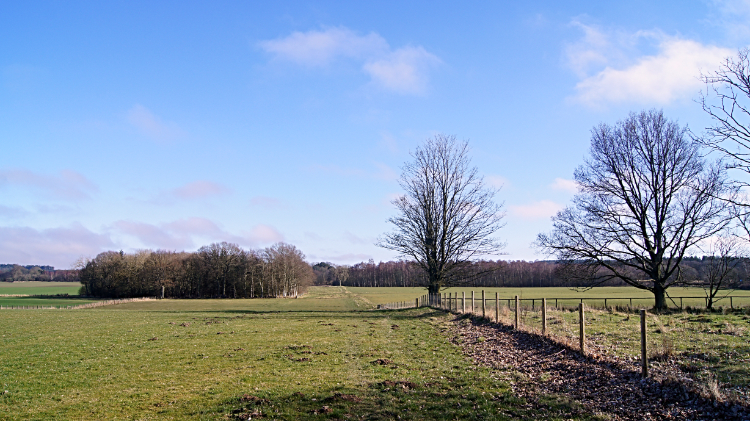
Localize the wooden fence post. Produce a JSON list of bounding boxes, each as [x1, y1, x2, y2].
[[495, 292, 499, 323], [462, 292, 465, 313], [640, 309, 648, 378], [482, 290, 486, 318], [542, 298, 547, 336], [415, 298, 418, 308], [471, 291, 475, 315], [515, 295, 519, 329], [579, 303, 585, 355]]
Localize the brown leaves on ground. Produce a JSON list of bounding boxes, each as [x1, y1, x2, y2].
[[325, 392, 363, 403], [451, 315, 750, 420]]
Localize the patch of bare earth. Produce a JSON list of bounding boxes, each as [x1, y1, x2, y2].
[[450, 315, 750, 420]]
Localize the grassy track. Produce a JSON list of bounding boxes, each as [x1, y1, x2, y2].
[[0, 287, 583, 420], [0, 282, 82, 296]]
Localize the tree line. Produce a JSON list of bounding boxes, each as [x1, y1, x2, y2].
[[313, 257, 749, 293], [0, 265, 79, 282], [79, 242, 314, 298]]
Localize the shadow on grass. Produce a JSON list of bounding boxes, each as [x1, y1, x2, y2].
[[216, 377, 596, 421]]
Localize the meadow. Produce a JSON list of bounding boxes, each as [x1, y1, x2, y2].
[[2, 285, 749, 419], [0, 282, 96, 308], [0, 286, 583, 420]]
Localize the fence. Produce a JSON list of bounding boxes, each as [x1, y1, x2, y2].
[[430, 291, 750, 312], [0, 297, 156, 310], [379, 290, 750, 379]]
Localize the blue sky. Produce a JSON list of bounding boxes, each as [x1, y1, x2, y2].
[[1, 1, 749, 268]]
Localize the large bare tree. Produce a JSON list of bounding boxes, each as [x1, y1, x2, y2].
[[699, 48, 750, 237], [536, 110, 732, 310], [378, 134, 505, 295]]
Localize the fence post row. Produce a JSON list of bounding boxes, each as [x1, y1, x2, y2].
[[542, 298, 547, 336], [579, 303, 585, 356], [495, 292, 499, 323], [640, 309, 648, 378]]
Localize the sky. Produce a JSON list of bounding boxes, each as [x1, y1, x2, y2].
[[2, 1, 749, 269]]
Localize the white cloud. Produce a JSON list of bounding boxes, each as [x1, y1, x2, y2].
[[258, 27, 387, 66], [127, 104, 185, 142], [0, 223, 114, 268], [565, 21, 733, 107], [362, 46, 440, 95], [247, 224, 284, 244], [550, 177, 578, 193], [0, 168, 97, 200], [113, 217, 284, 250], [509, 200, 563, 220], [259, 27, 440, 95], [573, 38, 732, 106]]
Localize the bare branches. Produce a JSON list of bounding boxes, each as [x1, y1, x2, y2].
[[378, 134, 505, 293], [537, 110, 732, 309]]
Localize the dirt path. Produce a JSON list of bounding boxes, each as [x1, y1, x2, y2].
[[449, 314, 750, 420]]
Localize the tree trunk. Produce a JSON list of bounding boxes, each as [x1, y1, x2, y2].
[[653, 283, 666, 311]]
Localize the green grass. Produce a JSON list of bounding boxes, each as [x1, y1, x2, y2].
[[0, 297, 99, 307], [437, 286, 750, 310], [0, 287, 595, 420], [0, 282, 82, 296]]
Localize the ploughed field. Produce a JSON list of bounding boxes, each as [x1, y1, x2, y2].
[[2, 285, 750, 419]]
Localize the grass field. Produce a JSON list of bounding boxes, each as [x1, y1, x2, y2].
[[433, 286, 750, 310], [0, 282, 82, 296], [0, 287, 590, 420], [3, 285, 750, 419], [0, 282, 94, 308]]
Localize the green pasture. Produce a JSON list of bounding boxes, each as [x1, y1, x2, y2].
[[0, 282, 82, 296], [435, 286, 750, 310], [517, 306, 750, 399], [0, 297, 99, 308], [0, 288, 583, 421]]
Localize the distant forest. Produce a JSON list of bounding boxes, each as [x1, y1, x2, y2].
[[313, 257, 750, 290], [0, 264, 79, 282]]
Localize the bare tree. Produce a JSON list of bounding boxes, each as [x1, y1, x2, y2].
[[378, 134, 505, 295], [536, 110, 732, 310], [700, 48, 750, 178], [335, 265, 349, 287], [697, 234, 746, 310], [699, 48, 750, 237]]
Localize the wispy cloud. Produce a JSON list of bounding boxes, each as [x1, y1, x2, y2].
[[113, 217, 283, 250], [509, 200, 563, 220], [259, 26, 441, 95], [550, 177, 578, 193], [249, 196, 283, 209], [172, 180, 230, 199], [485, 175, 510, 189], [0, 223, 114, 268], [362, 46, 441, 94], [127, 104, 185, 142], [309, 162, 398, 181], [343, 230, 369, 245], [0, 168, 97, 200], [565, 21, 733, 107], [0, 205, 28, 219], [707, 0, 750, 43]]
